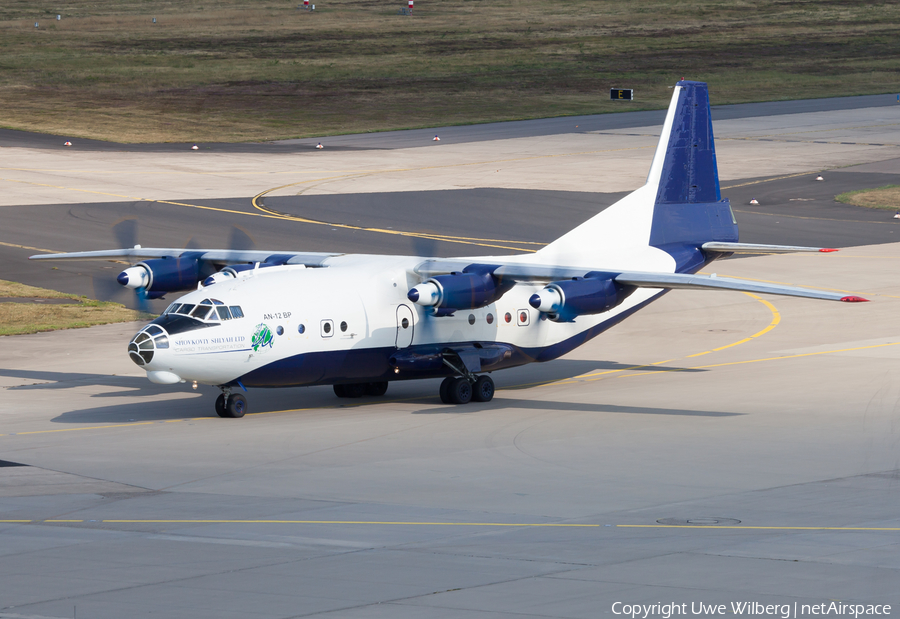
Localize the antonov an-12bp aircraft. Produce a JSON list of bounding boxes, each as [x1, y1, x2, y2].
[[31, 81, 867, 417]]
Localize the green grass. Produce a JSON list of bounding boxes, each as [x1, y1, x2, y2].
[[0, 279, 154, 336], [1, 0, 899, 142], [836, 185, 900, 211]]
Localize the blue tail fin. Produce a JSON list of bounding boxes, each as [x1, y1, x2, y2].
[[656, 81, 721, 204], [649, 80, 738, 272]]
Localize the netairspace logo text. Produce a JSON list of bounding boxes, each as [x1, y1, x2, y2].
[[612, 602, 892, 619]]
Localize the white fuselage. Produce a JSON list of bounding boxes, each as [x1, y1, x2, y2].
[[134, 252, 669, 387]]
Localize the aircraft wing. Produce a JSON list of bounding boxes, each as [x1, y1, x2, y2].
[[613, 271, 865, 302], [29, 248, 341, 267], [415, 258, 866, 303]]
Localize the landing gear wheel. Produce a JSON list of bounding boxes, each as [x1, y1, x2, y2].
[[439, 377, 455, 404], [334, 383, 365, 398], [364, 382, 388, 396], [343, 383, 365, 398], [225, 393, 247, 418], [472, 375, 495, 402], [215, 394, 228, 418], [449, 377, 472, 404]]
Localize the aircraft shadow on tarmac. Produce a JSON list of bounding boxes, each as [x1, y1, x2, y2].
[[1, 369, 179, 397], [410, 400, 740, 418], [1, 359, 716, 425]]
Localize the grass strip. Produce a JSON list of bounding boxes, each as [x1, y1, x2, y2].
[[1, 0, 899, 143], [0, 279, 153, 336], [836, 185, 900, 211]]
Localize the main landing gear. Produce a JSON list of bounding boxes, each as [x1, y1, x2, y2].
[[333, 382, 389, 399], [439, 374, 494, 405], [215, 390, 248, 418]]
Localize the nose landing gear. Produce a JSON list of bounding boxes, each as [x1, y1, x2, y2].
[[215, 389, 248, 418]]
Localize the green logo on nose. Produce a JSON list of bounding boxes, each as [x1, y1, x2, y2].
[[251, 323, 274, 352]]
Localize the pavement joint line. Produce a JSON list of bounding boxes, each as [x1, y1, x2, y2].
[[720, 171, 819, 190]]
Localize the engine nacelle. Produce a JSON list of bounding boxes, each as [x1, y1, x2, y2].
[[201, 262, 284, 288], [407, 265, 509, 310], [117, 257, 202, 293], [528, 277, 628, 321]]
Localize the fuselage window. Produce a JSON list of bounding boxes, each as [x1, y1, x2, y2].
[[486, 313, 494, 325], [468, 314, 476, 325], [321, 319, 333, 337], [216, 306, 232, 321], [229, 306, 244, 319], [298, 324, 305, 334], [340, 321, 348, 332]]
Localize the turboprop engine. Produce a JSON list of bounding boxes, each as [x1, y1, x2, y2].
[[200, 262, 286, 287], [117, 256, 207, 294], [529, 275, 632, 321], [407, 265, 511, 312]]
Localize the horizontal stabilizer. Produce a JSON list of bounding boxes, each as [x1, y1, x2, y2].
[[702, 242, 838, 254], [615, 271, 867, 302]]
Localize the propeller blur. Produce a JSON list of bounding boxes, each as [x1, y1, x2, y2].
[[29, 81, 865, 418]]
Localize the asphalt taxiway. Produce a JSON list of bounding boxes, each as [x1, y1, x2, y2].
[[1, 99, 900, 618]]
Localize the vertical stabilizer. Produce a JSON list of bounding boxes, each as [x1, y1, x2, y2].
[[653, 81, 721, 204], [648, 81, 737, 272], [531, 80, 737, 274]]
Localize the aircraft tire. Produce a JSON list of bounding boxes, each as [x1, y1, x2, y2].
[[343, 383, 366, 398], [472, 375, 494, 402], [226, 394, 248, 418], [439, 377, 455, 404], [364, 382, 388, 397], [333, 384, 347, 398], [449, 377, 472, 405], [215, 394, 228, 418]]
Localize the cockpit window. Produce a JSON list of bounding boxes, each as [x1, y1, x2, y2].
[[162, 301, 242, 321], [191, 304, 214, 320]]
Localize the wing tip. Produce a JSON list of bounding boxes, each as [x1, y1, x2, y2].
[[840, 295, 869, 303], [819, 248, 839, 253]]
